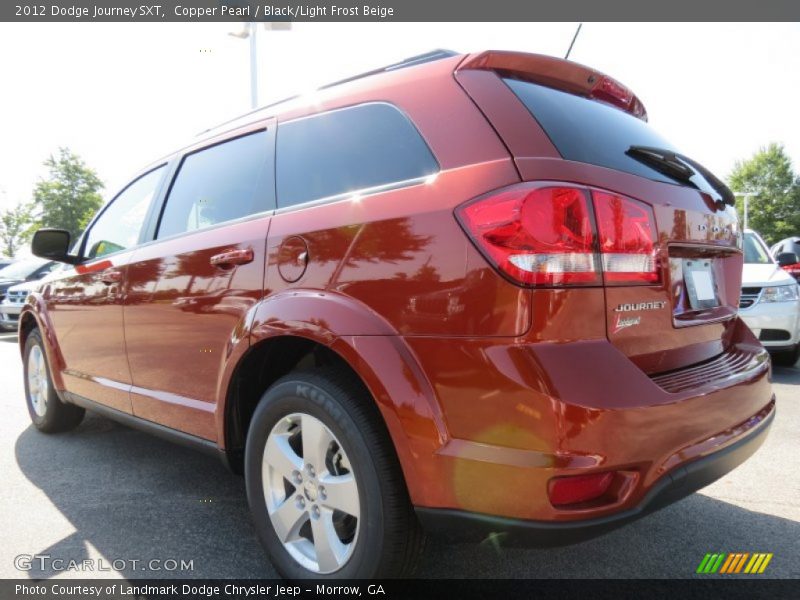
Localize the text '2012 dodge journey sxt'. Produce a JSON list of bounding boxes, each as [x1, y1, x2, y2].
[[21, 50, 774, 578]]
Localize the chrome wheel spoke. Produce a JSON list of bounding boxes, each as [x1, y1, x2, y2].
[[301, 414, 333, 470], [264, 432, 303, 482], [270, 497, 308, 543], [311, 509, 348, 572], [319, 472, 359, 517]]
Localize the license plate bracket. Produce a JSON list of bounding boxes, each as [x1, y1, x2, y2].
[[683, 259, 719, 309]]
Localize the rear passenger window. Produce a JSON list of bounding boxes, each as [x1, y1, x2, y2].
[[276, 103, 438, 208], [157, 131, 270, 239]]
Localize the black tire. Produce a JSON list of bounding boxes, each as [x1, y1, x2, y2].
[[772, 344, 800, 367], [244, 368, 425, 579], [23, 329, 85, 433]]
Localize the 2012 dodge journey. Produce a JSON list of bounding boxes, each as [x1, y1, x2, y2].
[[20, 50, 775, 578]]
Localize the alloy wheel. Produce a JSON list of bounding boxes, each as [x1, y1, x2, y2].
[[27, 345, 48, 418], [262, 412, 360, 574]]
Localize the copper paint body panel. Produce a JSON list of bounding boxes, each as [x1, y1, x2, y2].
[[20, 50, 773, 526]]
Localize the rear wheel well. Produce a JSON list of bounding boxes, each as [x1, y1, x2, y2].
[[225, 336, 370, 473]]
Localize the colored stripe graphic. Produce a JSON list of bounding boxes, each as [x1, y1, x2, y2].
[[696, 554, 713, 574], [702, 553, 726, 573], [744, 554, 760, 573], [734, 553, 749, 573], [758, 554, 773, 573], [701, 554, 719, 573], [698, 552, 772, 574], [720, 554, 736, 574]]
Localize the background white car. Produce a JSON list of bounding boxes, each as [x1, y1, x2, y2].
[[0, 280, 32, 331], [0, 261, 63, 332], [739, 230, 800, 366]]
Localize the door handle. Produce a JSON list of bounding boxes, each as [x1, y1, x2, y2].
[[210, 248, 254, 269], [100, 268, 123, 285]]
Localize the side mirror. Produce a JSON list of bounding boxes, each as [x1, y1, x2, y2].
[[776, 252, 799, 267], [31, 229, 77, 265]]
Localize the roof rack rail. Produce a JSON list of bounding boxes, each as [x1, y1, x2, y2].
[[198, 49, 459, 136], [318, 49, 459, 90]]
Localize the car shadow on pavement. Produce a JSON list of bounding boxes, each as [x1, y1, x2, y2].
[[0, 333, 18, 344], [14, 412, 800, 579], [14, 413, 272, 579]]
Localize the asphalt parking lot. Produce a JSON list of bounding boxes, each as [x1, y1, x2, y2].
[[0, 330, 798, 579]]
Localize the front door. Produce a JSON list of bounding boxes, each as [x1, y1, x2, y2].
[[124, 125, 274, 440], [46, 165, 168, 412]]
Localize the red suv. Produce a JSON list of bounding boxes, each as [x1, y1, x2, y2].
[[22, 50, 774, 578]]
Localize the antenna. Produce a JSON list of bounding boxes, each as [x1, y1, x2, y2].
[[564, 23, 583, 60]]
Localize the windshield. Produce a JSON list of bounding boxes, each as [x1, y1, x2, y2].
[[0, 259, 49, 279], [743, 233, 773, 265]]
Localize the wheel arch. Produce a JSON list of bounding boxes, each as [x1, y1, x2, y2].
[[18, 298, 67, 391], [219, 290, 448, 506]]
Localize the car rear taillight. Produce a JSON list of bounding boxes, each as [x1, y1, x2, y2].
[[456, 183, 660, 288], [548, 472, 614, 507], [593, 191, 659, 285], [456, 185, 600, 286]]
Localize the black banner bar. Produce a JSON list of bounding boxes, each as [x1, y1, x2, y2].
[[2, 579, 796, 600], [3, 0, 800, 22]]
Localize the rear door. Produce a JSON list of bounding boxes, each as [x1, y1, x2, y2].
[[458, 62, 741, 374], [124, 122, 275, 440]]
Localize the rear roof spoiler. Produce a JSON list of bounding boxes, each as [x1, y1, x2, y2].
[[457, 50, 648, 121]]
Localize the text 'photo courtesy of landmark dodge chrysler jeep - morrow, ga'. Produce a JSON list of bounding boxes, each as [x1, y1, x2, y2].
[[20, 49, 775, 579]]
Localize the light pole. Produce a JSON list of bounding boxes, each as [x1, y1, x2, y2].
[[736, 191, 758, 231], [229, 22, 292, 110]]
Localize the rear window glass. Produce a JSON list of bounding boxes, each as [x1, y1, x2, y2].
[[504, 78, 695, 186], [276, 103, 438, 208]]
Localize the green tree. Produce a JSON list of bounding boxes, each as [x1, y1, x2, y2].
[[728, 143, 800, 245], [0, 202, 35, 258], [32, 147, 104, 241]]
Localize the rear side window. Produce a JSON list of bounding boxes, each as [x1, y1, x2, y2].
[[503, 78, 684, 185], [276, 103, 438, 208], [157, 130, 270, 239]]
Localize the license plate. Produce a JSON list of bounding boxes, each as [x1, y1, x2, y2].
[[683, 259, 719, 309]]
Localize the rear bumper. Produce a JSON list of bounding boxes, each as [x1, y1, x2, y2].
[[416, 400, 775, 546], [402, 317, 773, 522]]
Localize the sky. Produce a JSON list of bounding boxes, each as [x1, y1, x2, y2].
[[0, 22, 799, 213]]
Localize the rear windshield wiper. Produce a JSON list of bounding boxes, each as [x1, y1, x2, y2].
[[626, 145, 735, 206]]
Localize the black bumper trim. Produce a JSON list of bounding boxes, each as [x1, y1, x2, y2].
[[766, 344, 798, 353], [416, 404, 775, 547]]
